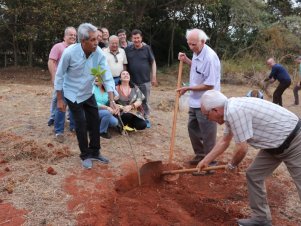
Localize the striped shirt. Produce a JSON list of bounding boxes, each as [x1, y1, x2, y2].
[[224, 97, 299, 149]]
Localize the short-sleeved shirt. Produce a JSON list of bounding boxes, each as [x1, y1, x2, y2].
[[48, 41, 68, 69], [125, 45, 155, 85], [224, 97, 299, 149], [54, 43, 116, 103], [103, 48, 128, 77], [268, 64, 291, 83], [189, 44, 221, 108]]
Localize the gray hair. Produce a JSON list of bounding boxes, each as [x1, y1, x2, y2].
[[186, 29, 209, 42], [64, 26, 76, 36], [77, 23, 97, 42], [201, 90, 227, 111], [109, 35, 119, 42]]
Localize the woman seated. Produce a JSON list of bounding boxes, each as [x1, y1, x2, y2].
[[115, 70, 147, 130], [93, 78, 118, 139]]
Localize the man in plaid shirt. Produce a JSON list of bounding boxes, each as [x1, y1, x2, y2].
[[197, 90, 301, 226]]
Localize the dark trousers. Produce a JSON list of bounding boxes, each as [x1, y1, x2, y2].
[[293, 82, 301, 105], [273, 81, 291, 106], [121, 113, 147, 130], [188, 107, 217, 157], [66, 95, 100, 160]]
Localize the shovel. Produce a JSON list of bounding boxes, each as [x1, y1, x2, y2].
[[139, 161, 226, 183]]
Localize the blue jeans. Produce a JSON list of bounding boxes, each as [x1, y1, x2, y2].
[[113, 76, 120, 86], [99, 109, 118, 133], [54, 91, 75, 135], [49, 90, 57, 120]]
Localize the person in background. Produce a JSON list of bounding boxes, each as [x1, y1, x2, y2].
[[246, 89, 263, 99], [264, 58, 291, 106], [101, 27, 110, 47], [177, 28, 221, 166], [55, 23, 117, 169], [293, 56, 301, 105], [125, 29, 157, 128], [48, 26, 77, 143], [97, 28, 106, 49], [117, 29, 133, 49], [115, 70, 147, 130], [93, 78, 118, 139], [103, 35, 128, 85], [197, 90, 301, 226]]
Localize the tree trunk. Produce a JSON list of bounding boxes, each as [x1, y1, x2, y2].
[[28, 40, 33, 67]]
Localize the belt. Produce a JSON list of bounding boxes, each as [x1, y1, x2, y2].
[[265, 119, 301, 155]]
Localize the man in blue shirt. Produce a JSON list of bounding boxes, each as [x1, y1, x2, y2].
[[54, 23, 118, 169], [265, 58, 291, 106]]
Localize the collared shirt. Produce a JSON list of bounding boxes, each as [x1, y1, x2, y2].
[[103, 47, 127, 77], [54, 43, 116, 103], [224, 97, 298, 149], [189, 44, 221, 108]]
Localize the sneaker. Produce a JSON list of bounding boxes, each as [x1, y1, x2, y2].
[[90, 155, 110, 164], [81, 158, 92, 169], [237, 218, 272, 226], [189, 155, 204, 166], [100, 132, 111, 139], [55, 134, 64, 143], [47, 119, 54, 126], [145, 119, 151, 128]]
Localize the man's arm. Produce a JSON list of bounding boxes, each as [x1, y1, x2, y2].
[[177, 84, 214, 96], [197, 132, 233, 171], [178, 52, 192, 66], [151, 60, 157, 86], [229, 141, 248, 167], [48, 59, 57, 85]]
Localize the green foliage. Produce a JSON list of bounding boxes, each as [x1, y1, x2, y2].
[[0, 0, 300, 68], [90, 65, 106, 84]]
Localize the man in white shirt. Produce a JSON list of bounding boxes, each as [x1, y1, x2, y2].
[[103, 35, 128, 85], [177, 28, 221, 165]]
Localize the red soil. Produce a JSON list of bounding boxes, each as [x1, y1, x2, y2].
[[63, 162, 298, 226]]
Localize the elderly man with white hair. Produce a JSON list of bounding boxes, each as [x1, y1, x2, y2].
[[177, 28, 221, 165], [103, 35, 128, 85], [197, 89, 301, 226]]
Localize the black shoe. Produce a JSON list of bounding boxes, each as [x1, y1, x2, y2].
[[100, 132, 111, 139], [189, 156, 204, 166], [47, 119, 54, 126]]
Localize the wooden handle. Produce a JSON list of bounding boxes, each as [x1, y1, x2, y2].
[[168, 61, 183, 163], [162, 165, 226, 175]]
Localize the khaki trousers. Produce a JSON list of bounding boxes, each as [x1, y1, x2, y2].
[[246, 129, 301, 220]]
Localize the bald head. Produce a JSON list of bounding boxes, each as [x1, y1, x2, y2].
[[266, 58, 276, 68]]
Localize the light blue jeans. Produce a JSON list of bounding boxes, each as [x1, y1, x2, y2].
[[98, 109, 118, 133], [54, 91, 75, 135], [49, 90, 72, 121]]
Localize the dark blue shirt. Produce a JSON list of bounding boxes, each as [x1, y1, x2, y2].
[[269, 64, 291, 83]]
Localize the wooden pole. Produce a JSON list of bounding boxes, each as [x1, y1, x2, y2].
[[168, 61, 183, 163]]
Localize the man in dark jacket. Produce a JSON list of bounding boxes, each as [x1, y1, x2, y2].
[[265, 58, 291, 106]]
